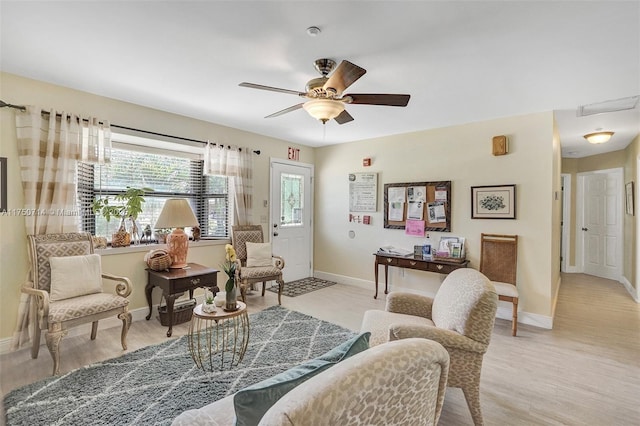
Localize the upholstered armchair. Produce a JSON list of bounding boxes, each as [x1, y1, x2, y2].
[[232, 225, 285, 305], [360, 268, 498, 426], [22, 233, 132, 375]]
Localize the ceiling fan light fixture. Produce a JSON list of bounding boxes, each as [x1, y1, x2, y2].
[[583, 131, 614, 144], [303, 99, 344, 123]]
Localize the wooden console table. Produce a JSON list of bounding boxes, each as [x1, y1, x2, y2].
[[146, 263, 219, 337], [373, 253, 469, 299]]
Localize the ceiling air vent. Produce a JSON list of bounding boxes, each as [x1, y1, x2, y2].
[[577, 96, 639, 117]]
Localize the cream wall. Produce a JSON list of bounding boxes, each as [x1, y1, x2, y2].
[[314, 112, 559, 325], [560, 146, 636, 295], [0, 72, 314, 341]]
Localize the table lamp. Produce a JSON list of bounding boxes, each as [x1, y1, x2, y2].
[[155, 198, 199, 268]]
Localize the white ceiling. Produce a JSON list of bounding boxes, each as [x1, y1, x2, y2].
[[1, 1, 639, 155]]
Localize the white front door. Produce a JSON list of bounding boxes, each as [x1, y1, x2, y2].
[[270, 160, 313, 282], [580, 169, 622, 280]]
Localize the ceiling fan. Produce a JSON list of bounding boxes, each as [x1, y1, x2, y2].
[[239, 58, 410, 124]]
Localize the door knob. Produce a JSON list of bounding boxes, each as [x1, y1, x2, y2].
[[273, 232, 279, 237], [581, 227, 588, 231]]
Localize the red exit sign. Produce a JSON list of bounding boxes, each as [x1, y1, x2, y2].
[[288, 147, 300, 161]]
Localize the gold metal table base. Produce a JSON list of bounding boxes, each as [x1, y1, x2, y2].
[[188, 302, 249, 371]]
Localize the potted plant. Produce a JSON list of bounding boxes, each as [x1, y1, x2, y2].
[[93, 187, 153, 247], [202, 291, 216, 313]]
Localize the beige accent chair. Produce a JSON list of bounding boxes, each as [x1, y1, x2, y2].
[[232, 225, 285, 305], [173, 338, 450, 426], [22, 232, 132, 375], [480, 233, 519, 336], [360, 268, 498, 426]]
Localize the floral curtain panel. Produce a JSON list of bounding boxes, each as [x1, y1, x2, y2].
[[11, 105, 112, 350], [204, 143, 253, 226]]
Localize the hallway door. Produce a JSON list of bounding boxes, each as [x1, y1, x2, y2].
[[578, 169, 622, 280]]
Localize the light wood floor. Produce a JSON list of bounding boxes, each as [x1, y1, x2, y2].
[[1, 273, 639, 425]]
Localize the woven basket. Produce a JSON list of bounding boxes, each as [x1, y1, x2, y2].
[[145, 249, 173, 271], [158, 298, 195, 326]]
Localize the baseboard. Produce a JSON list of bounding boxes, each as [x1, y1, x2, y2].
[[0, 295, 206, 356], [314, 270, 372, 291], [620, 276, 640, 303], [551, 275, 562, 320], [562, 266, 580, 273], [315, 270, 554, 329]]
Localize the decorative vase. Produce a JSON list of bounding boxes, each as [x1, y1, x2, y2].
[[225, 284, 238, 311]]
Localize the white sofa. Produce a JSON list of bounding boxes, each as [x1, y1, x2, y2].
[[173, 338, 450, 426]]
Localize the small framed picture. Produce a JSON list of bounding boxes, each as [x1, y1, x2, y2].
[[0, 157, 7, 213], [626, 181, 634, 216], [471, 184, 516, 219]]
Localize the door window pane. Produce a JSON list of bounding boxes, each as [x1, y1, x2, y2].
[[280, 173, 303, 227]]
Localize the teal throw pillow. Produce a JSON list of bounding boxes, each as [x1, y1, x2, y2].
[[233, 333, 370, 426], [315, 332, 370, 363], [234, 358, 334, 426]]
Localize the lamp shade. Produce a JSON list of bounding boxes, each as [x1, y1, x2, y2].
[[155, 199, 199, 269], [155, 198, 199, 229], [303, 99, 345, 123], [583, 131, 614, 144]]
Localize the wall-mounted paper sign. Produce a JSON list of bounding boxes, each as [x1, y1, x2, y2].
[[349, 173, 378, 212]]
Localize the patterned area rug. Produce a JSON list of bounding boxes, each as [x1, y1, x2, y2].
[[4, 306, 355, 426], [267, 277, 337, 297]]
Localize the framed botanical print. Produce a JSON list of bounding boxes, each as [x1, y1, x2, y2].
[[471, 184, 516, 219], [626, 181, 635, 216], [0, 157, 6, 213]]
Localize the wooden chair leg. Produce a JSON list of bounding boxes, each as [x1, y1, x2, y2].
[[512, 297, 519, 336], [31, 325, 42, 359], [119, 310, 132, 350], [240, 284, 247, 303], [91, 321, 98, 340], [277, 278, 284, 305], [46, 323, 67, 376], [261, 281, 266, 297]]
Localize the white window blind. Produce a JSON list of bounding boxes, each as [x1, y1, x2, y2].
[[78, 145, 229, 241]]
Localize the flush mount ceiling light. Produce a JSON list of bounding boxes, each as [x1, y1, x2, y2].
[[583, 131, 614, 144], [302, 99, 345, 124]]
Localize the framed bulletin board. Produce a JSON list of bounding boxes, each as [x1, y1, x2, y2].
[[383, 181, 452, 232]]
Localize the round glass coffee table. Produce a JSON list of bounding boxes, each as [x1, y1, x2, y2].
[[188, 301, 249, 371]]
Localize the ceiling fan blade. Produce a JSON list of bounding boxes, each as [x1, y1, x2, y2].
[[334, 109, 354, 125], [239, 82, 306, 96], [323, 61, 366, 95], [346, 93, 411, 107], [265, 103, 304, 118]]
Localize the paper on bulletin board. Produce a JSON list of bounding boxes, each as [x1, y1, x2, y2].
[[405, 220, 425, 236], [427, 201, 446, 223], [387, 186, 406, 221]]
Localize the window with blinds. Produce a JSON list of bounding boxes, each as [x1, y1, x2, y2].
[[78, 146, 229, 241]]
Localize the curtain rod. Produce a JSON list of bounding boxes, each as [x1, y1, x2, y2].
[[0, 100, 261, 155]]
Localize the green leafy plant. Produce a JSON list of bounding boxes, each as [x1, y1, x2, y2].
[[205, 295, 214, 304], [92, 187, 153, 222]]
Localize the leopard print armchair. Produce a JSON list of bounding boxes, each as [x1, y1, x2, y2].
[[360, 268, 498, 426]]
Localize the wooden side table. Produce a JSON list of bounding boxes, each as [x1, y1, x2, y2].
[[373, 253, 470, 299], [188, 301, 250, 371], [145, 263, 219, 337]]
